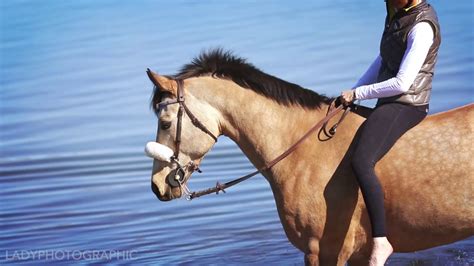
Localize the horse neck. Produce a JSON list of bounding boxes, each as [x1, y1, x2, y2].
[[188, 76, 329, 182]]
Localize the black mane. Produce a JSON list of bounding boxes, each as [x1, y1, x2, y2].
[[154, 48, 333, 111]]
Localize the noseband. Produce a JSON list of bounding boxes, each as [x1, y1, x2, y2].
[[156, 79, 218, 195]]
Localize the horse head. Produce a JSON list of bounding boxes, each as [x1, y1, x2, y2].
[[146, 69, 221, 201]]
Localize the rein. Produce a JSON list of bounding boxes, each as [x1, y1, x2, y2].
[[188, 98, 351, 200], [156, 78, 351, 200]]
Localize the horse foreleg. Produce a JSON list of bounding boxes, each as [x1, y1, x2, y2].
[[305, 253, 351, 266], [347, 256, 369, 266], [347, 250, 370, 266], [304, 253, 319, 266]]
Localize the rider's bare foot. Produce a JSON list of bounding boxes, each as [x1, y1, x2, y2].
[[369, 237, 393, 266]]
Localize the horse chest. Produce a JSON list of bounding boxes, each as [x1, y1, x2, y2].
[[272, 193, 327, 251]]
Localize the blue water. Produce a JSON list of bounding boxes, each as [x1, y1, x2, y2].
[[1, 1, 473, 265]]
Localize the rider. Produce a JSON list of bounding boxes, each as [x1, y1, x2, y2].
[[340, 0, 441, 264]]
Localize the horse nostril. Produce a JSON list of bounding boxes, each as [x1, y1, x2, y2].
[[151, 181, 160, 197], [151, 181, 170, 201]]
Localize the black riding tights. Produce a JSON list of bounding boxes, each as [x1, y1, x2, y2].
[[351, 102, 428, 237]]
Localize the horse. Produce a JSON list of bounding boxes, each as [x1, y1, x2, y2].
[[146, 49, 474, 265]]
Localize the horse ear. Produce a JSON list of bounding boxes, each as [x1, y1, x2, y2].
[[146, 68, 177, 95]]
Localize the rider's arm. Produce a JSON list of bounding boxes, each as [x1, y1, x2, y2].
[[353, 22, 434, 100]]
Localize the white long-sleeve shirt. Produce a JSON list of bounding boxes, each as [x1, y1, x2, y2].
[[353, 22, 434, 100]]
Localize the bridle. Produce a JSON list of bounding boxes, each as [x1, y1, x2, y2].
[[155, 78, 351, 200], [155, 79, 218, 197]]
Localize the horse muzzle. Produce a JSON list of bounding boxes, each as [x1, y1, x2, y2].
[[146, 142, 184, 187], [146, 141, 200, 200]]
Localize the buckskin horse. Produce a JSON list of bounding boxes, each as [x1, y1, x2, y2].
[[146, 49, 473, 265]]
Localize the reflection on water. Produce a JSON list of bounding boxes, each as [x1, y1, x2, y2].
[[1, 0, 473, 265]]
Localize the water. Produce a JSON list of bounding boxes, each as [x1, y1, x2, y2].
[[1, 0, 473, 265]]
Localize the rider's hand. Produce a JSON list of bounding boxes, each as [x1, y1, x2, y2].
[[340, 90, 356, 106]]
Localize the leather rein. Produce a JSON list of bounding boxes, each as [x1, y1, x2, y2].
[[156, 79, 351, 200]]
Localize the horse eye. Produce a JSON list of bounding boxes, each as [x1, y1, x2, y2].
[[160, 121, 172, 130]]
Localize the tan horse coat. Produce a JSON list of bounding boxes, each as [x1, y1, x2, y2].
[[149, 73, 474, 265]]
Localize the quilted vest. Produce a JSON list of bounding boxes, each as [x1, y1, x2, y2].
[[377, 0, 441, 106]]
